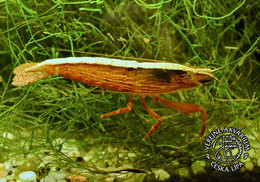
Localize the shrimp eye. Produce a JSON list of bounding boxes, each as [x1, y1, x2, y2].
[[187, 72, 192, 79]]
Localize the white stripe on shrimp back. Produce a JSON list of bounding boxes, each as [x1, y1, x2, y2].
[[35, 57, 212, 74]]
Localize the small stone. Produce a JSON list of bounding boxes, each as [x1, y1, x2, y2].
[[153, 169, 170, 181], [178, 167, 190, 179], [68, 175, 88, 182], [135, 173, 146, 182], [107, 146, 117, 153], [26, 153, 37, 159], [44, 150, 52, 154], [19, 160, 38, 171], [244, 162, 254, 171], [0, 169, 7, 178], [240, 166, 246, 173], [128, 153, 136, 158], [0, 164, 4, 170], [50, 171, 67, 180], [257, 158, 260, 167], [253, 151, 260, 167], [2, 133, 16, 140], [0, 177, 6, 182], [19, 171, 37, 181], [14, 168, 22, 176], [10, 159, 17, 168], [83, 155, 92, 162], [118, 153, 125, 158], [61, 141, 80, 157], [4, 163, 11, 172], [104, 177, 114, 182], [40, 175, 56, 182], [248, 149, 255, 158], [191, 160, 206, 175]]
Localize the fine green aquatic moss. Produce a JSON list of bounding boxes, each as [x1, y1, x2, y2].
[[0, 0, 259, 180]]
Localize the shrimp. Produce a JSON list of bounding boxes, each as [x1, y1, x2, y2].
[[12, 57, 215, 141]]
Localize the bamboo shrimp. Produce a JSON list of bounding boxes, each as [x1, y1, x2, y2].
[[12, 57, 215, 141]]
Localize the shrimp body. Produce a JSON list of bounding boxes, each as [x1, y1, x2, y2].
[[13, 57, 212, 93], [13, 57, 213, 140]]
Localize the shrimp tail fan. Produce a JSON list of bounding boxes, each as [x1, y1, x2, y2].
[[12, 63, 49, 86]]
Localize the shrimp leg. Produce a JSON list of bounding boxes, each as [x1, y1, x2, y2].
[[150, 94, 207, 136], [100, 94, 135, 118], [139, 95, 162, 141]]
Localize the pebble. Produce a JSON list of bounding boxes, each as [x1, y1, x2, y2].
[[40, 175, 56, 182], [2, 133, 16, 140], [257, 158, 260, 167], [177, 167, 190, 179], [128, 153, 136, 158], [68, 175, 88, 182], [135, 173, 146, 182], [104, 177, 115, 182], [83, 155, 92, 162], [0, 169, 6, 178], [19, 171, 37, 182], [0, 164, 4, 170], [153, 169, 170, 181], [50, 171, 67, 180], [14, 167, 22, 176], [191, 160, 206, 175], [4, 163, 11, 172], [19, 160, 39, 172], [244, 161, 254, 171], [254, 152, 260, 167], [61, 140, 81, 157]]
